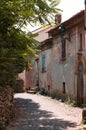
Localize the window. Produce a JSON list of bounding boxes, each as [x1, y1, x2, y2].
[[79, 33, 82, 51], [48, 85, 50, 91], [61, 39, 66, 60], [41, 54, 46, 72], [63, 82, 66, 94]]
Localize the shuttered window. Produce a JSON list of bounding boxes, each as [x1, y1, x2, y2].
[[80, 33, 82, 51], [61, 39, 66, 60], [42, 54, 46, 72]]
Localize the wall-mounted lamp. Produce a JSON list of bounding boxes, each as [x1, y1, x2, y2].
[[58, 25, 71, 42]]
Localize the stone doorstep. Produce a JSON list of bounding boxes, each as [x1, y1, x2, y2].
[[27, 90, 37, 94]]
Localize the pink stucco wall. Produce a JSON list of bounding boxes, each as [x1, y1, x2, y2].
[[18, 70, 26, 88], [27, 11, 86, 99]]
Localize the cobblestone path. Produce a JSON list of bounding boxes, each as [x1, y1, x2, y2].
[[6, 93, 82, 130]]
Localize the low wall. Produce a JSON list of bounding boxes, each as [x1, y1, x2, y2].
[[14, 79, 24, 93], [0, 86, 14, 128]]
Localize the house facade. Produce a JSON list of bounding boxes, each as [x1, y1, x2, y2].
[[25, 10, 86, 106], [47, 10, 86, 105]]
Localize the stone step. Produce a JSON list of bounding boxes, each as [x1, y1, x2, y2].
[[27, 90, 37, 94]]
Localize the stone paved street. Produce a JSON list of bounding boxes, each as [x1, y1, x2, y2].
[[6, 93, 82, 130]]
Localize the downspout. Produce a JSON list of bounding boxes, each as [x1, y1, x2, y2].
[[84, 0, 86, 106], [84, 0, 86, 29], [84, 0, 86, 49]]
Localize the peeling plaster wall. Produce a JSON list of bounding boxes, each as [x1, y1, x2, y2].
[[37, 31, 77, 97], [39, 49, 52, 90], [50, 23, 85, 99], [25, 59, 40, 89], [50, 27, 79, 98], [38, 23, 85, 99], [25, 68, 34, 88], [18, 70, 26, 91]]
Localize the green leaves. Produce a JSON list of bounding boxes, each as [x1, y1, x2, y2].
[[0, 0, 60, 86], [0, 27, 39, 86]]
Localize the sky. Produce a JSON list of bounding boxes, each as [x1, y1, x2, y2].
[[25, 0, 85, 32], [58, 0, 85, 22]]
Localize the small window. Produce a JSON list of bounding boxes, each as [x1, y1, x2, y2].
[[48, 85, 50, 91], [63, 82, 66, 94], [79, 34, 82, 51], [41, 54, 46, 72], [61, 39, 66, 60]]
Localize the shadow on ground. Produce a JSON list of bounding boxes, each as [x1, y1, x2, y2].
[[6, 97, 77, 130]]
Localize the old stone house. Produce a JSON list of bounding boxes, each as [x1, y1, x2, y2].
[[47, 10, 86, 106], [25, 9, 86, 106]]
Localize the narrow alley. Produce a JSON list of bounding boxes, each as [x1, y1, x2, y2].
[[6, 93, 82, 130]]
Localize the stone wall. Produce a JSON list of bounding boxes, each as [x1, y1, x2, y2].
[[0, 86, 14, 128], [14, 79, 24, 93]]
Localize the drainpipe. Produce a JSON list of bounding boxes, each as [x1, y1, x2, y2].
[[84, 0, 86, 70], [84, 0, 86, 31], [84, 0, 86, 106]]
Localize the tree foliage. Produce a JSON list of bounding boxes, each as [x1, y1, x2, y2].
[[0, 0, 60, 86]]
